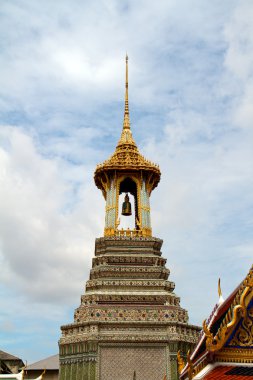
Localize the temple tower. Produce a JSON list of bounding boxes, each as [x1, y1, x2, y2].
[[94, 55, 160, 239], [59, 56, 200, 380]]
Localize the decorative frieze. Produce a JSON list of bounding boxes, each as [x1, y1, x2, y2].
[[95, 236, 163, 256], [73, 305, 188, 324], [92, 255, 167, 267], [85, 279, 175, 292], [81, 293, 179, 306], [60, 323, 199, 346], [90, 265, 170, 280]]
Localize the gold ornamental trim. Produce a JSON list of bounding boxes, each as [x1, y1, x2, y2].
[[203, 266, 253, 353], [203, 286, 249, 352], [94, 145, 160, 192], [215, 347, 253, 363], [177, 350, 185, 374], [228, 305, 253, 347], [104, 227, 152, 238]]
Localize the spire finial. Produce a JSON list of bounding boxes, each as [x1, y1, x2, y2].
[[123, 53, 130, 129]]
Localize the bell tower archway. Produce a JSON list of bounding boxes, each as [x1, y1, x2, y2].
[[118, 176, 138, 230]]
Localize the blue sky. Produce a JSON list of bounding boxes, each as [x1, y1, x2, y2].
[[0, 0, 253, 364]]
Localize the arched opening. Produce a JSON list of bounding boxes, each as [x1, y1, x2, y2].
[[118, 177, 139, 230]]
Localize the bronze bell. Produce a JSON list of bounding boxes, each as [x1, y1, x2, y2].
[[122, 193, 132, 216]]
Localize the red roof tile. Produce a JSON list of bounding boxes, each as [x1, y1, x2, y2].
[[203, 366, 253, 379]]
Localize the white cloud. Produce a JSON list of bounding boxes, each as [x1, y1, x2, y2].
[[0, 127, 103, 303], [224, 1, 253, 132], [224, 1, 253, 81], [141, 72, 253, 322]]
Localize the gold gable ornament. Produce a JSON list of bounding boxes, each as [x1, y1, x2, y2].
[[203, 281, 251, 352]]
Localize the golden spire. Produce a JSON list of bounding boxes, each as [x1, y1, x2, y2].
[[116, 54, 136, 147], [123, 54, 130, 130]]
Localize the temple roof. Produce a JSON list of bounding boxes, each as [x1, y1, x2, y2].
[[26, 354, 59, 370], [94, 132, 160, 185], [94, 56, 160, 191], [180, 265, 253, 380], [0, 350, 21, 362]]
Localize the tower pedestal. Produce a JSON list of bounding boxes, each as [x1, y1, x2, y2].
[[59, 237, 200, 380]]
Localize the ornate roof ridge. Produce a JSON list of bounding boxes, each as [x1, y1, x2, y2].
[[206, 265, 253, 346], [179, 265, 253, 379]]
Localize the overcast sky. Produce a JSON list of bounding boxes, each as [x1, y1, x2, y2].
[[0, 0, 252, 364]]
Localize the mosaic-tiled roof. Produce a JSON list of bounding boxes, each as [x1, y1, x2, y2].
[[95, 129, 160, 181], [202, 365, 253, 379]]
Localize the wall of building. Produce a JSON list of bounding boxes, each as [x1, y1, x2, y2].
[[100, 345, 167, 380]]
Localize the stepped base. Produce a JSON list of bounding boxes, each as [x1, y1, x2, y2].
[[59, 237, 200, 380]]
